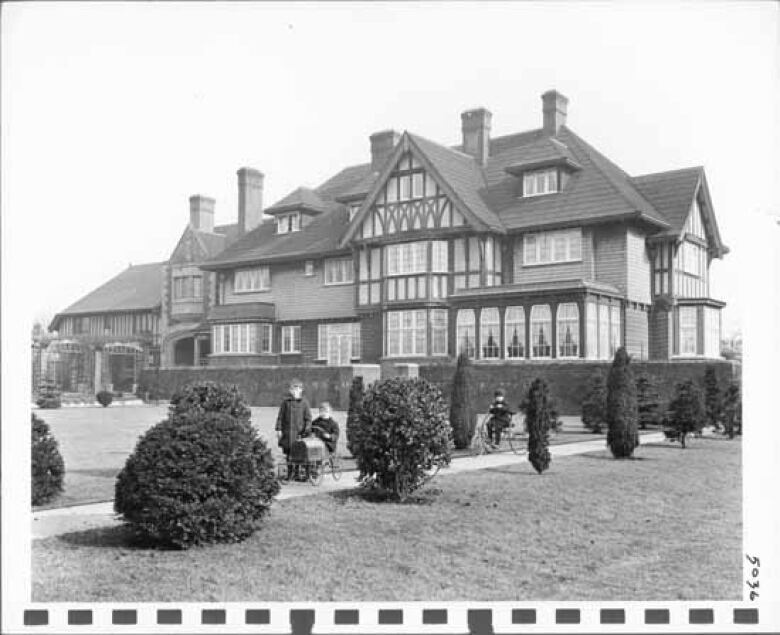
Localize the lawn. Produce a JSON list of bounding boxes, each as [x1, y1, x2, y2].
[[33, 437, 742, 601], [35, 405, 599, 508]]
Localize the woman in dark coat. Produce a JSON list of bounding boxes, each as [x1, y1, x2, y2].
[[275, 378, 312, 459]]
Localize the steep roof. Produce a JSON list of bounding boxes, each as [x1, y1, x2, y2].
[[193, 229, 229, 258], [631, 167, 702, 233], [50, 262, 163, 330], [265, 187, 330, 215]]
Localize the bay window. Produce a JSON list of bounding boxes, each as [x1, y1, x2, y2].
[[556, 303, 580, 358], [480, 308, 500, 359], [212, 323, 272, 354], [679, 306, 698, 356], [530, 304, 552, 358], [505, 306, 525, 359], [609, 306, 622, 357], [386, 309, 427, 356], [431, 309, 448, 356], [586, 301, 598, 359], [704, 307, 721, 359], [456, 309, 476, 359]]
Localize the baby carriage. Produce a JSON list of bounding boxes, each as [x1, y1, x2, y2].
[[278, 435, 342, 486]]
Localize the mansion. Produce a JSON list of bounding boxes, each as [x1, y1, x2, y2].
[[47, 90, 727, 392]]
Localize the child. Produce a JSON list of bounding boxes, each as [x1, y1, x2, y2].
[[311, 402, 340, 455], [275, 378, 312, 463], [486, 388, 514, 447]]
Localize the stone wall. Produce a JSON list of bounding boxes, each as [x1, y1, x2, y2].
[[140, 364, 381, 410], [419, 359, 741, 416]]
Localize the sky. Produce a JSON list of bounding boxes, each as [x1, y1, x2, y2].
[[3, 2, 779, 337]]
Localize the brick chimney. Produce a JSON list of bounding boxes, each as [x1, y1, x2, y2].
[[237, 167, 264, 235], [189, 195, 215, 233], [370, 130, 401, 171], [542, 90, 568, 135], [461, 108, 492, 166]]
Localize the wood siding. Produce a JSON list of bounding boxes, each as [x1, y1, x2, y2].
[[624, 304, 649, 360], [593, 224, 626, 292], [626, 228, 651, 304], [512, 228, 595, 284], [222, 260, 357, 321]]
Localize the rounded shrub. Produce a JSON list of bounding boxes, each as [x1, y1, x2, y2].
[[519, 378, 553, 474], [449, 353, 477, 449], [667, 379, 705, 449], [36, 378, 61, 409], [96, 390, 113, 407], [606, 347, 639, 458], [352, 377, 452, 501], [114, 383, 279, 548], [32, 413, 65, 506], [581, 368, 607, 433], [346, 376, 365, 457]]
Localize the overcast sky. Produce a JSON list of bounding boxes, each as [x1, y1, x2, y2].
[[3, 1, 778, 337]]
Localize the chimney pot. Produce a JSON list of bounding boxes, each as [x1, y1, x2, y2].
[[189, 195, 215, 233], [237, 167, 264, 235], [542, 90, 569, 135], [370, 130, 401, 171], [460, 107, 492, 165]]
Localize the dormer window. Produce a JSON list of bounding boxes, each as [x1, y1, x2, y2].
[[523, 169, 559, 197], [277, 212, 301, 234]]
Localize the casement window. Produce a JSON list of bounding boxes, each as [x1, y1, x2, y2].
[[598, 304, 610, 360], [387, 310, 427, 357], [679, 306, 698, 356], [453, 236, 494, 290], [704, 307, 721, 358], [505, 306, 525, 359], [234, 266, 270, 292], [431, 309, 448, 356], [456, 309, 476, 359], [557, 303, 580, 358], [281, 325, 301, 354], [276, 212, 301, 234], [357, 247, 381, 305], [523, 229, 582, 265], [324, 257, 354, 285], [304, 260, 314, 276], [523, 169, 559, 197], [318, 322, 361, 363], [173, 275, 203, 300], [530, 304, 552, 358], [586, 301, 598, 359], [609, 306, 621, 357], [431, 241, 448, 273], [212, 323, 272, 354], [480, 308, 500, 359], [386, 242, 428, 276]]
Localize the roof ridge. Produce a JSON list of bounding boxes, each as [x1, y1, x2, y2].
[[410, 131, 477, 162], [632, 165, 704, 180]]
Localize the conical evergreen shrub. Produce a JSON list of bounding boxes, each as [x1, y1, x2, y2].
[[606, 347, 639, 458], [519, 378, 553, 474], [32, 413, 65, 506], [346, 376, 365, 456], [667, 379, 705, 448], [581, 369, 607, 433], [703, 366, 722, 431], [449, 354, 477, 449]]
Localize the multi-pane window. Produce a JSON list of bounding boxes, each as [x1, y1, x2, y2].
[[480, 308, 500, 359], [324, 257, 354, 285], [505, 306, 525, 358], [234, 266, 270, 292], [556, 303, 580, 358], [173, 275, 203, 300], [523, 169, 559, 197], [386, 310, 427, 356], [276, 212, 301, 234], [304, 260, 314, 276], [456, 309, 476, 359], [212, 323, 272, 354], [317, 322, 361, 362], [704, 307, 721, 358], [523, 229, 581, 265], [679, 306, 698, 356], [431, 309, 448, 356], [281, 325, 301, 354], [358, 247, 382, 305], [609, 306, 621, 357], [386, 242, 428, 276], [453, 236, 500, 289], [530, 304, 552, 358], [653, 242, 671, 296], [674, 241, 708, 298], [586, 301, 598, 359], [431, 241, 448, 272], [598, 304, 610, 360]]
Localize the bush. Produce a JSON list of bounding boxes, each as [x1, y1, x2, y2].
[[449, 354, 477, 449], [519, 378, 553, 474], [36, 378, 61, 409], [636, 374, 661, 430], [32, 414, 65, 506], [702, 366, 722, 431], [352, 377, 451, 501], [114, 383, 279, 548], [96, 390, 113, 407], [346, 376, 365, 457], [606, 348, 639, 458], [581, 369, 607, 433], [667, 379, 705, 449], [722, 382, 742, 439]]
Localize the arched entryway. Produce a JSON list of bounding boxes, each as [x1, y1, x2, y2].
[[174, 337, 195, 366]]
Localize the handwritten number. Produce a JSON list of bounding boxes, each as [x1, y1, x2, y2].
[[746, 555, 760, 566], [749, 590, 759, 601], [752, 568, 759, 578], [747, 580, 759, 589]]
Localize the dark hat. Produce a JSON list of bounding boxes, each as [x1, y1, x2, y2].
[[494, 388, 505, 397]]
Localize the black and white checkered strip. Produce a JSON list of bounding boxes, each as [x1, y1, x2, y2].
[[17, 602, 767, 632]]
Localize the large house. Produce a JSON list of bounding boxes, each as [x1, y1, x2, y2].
[[199, 90, 727, 366]]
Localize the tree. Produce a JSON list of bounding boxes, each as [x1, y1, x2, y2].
[[449, 354, 477, 449], [352, 377, 452, 501], [519, 378, 553, 474], [32, 414, 65, 506], [346, 376, 365, 456], [667, 379, 705, 448], [702, 366, 723, 431], [606, 347, 639, 458], [581, 369, 607, 433], [636, 374, 661, 430], [722, 382, 742, 440]]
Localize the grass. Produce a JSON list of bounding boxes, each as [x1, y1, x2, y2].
[[33, 437, 741, 601]]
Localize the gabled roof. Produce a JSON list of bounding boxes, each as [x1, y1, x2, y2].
[[194, 229, 229, 258], [265, 187, 330, 215], [502, 136, 582, 175], [50, 262, 163, 330], [214, 223, 240, 245]]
